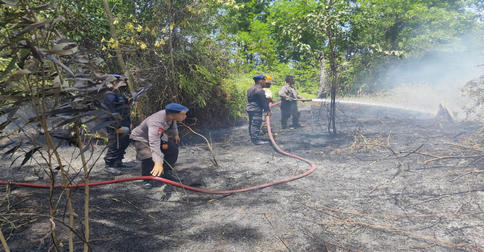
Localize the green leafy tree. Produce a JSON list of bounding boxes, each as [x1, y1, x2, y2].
[[347, 0, 480, 92], [59, 0, 244, 127]]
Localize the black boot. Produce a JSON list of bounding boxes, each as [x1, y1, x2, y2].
[[105, 164, 122, 175], [252, 138, 269, 145], [163, 169, 181, 182], [142, 179, 164, 189]]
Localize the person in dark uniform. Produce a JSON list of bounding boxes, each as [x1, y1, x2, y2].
[[247, 74, 271, 145], [130, 103, 188, 189], [102, 74, 131, 173], [278, 75, 304, 129]]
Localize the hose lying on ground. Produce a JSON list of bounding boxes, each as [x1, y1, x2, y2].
[[0, 102, 316, 194]]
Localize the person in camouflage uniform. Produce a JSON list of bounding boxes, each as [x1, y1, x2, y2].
[[278, 75, 303, 129]]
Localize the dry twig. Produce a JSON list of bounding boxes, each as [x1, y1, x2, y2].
[[180, 122, 220, 168], [318, 218, 482, 252], [0, 228, 10, 252], [264, 213, 291, 252]]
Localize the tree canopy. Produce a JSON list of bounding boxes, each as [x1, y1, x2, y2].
[[1, 0, 483, 126]]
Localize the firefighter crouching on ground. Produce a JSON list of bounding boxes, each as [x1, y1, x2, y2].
[[130, 103, 188, 189], [247, 74, 271, 145], [278, 75, 304, 129], [102, 74, 132, 174]]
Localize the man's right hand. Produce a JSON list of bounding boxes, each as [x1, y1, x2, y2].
[[151, 162, 164, 176], [116, 127, 130, 134]]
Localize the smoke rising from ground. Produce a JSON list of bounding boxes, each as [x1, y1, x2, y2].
[[370, 35, 484, 119]]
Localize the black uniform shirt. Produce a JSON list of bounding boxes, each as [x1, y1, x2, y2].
[[246, 85, 270, 112], [103, 90, 131, 128]]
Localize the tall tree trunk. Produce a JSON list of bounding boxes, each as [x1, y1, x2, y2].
[[326, 9, 337, 135], [102, 0, 135, 93], [317, 51, 328, 98], [167, 0, 178, 98]]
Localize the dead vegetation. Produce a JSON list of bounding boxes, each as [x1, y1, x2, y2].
[[0, 4, 138, 250], [303, 101, 483, 251], [0, 102, 482, 251]]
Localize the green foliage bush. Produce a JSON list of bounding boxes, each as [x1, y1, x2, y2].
[[222, 0, 483, 99], [5, 0, 481, 128]]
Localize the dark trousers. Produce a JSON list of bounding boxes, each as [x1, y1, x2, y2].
[[281, 101, 300, 128], [141, 140, 179, 177], [247, 111, 263, 142], [104, 129, 130, 166]]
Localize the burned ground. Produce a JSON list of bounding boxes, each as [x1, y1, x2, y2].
[[1, 102, 483, 251]]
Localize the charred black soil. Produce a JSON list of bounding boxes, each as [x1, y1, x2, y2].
[[1, 102, 483, 251]]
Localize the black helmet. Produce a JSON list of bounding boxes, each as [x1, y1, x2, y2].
[[285, 75, 295, 83]]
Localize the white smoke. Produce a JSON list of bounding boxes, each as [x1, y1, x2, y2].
[[369, 34, 484, 119]]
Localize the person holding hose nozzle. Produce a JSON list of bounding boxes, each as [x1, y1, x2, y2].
[[279, 75, 304, 129], [102, 74, 132, 174], [130, 103, 188, 189], [247, 74, 271, 145]]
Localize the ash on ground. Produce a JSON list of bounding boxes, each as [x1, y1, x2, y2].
[[1, 102, 483, 251]]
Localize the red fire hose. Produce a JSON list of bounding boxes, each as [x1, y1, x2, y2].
[[0, 102, 316, 194]]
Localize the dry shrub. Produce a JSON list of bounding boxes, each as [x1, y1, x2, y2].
[[349, 129, 391, 153]]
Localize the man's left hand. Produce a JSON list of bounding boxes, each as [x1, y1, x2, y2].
[[174, 135, 180, 144]]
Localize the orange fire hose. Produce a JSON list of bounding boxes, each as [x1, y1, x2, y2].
[[0, 102, 316, 194]]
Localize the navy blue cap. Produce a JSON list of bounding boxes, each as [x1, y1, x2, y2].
[[165, 103, 189, 114], [253, 74, 266, 82], [110, 74, 128, 81]]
